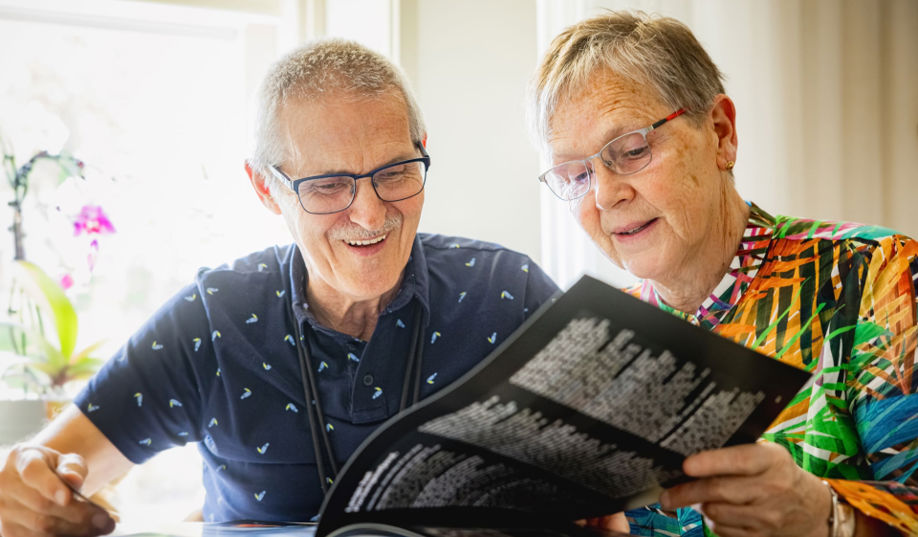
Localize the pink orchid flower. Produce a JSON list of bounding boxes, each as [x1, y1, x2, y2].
[[60, 273, 74, 290], [73, 204, 115, 236]]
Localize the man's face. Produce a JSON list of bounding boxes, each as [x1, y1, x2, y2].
[[272, 92, 424, 305]]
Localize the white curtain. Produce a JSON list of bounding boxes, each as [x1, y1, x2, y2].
[[535, 0, 918, 289]]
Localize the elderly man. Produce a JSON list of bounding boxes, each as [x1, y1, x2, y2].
[[0, 39, 558, 537]]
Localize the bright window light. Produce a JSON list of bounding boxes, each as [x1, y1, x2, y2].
[[0, 0, 297, 525], [0, 1, 290, 359]]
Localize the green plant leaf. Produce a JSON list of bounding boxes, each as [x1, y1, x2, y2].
[[70, 340, 106, 365], [14, 334, 105, 389], [14, 260, 78, 359], [2, 155, 16, 188], [0, 321, 28, 352], [55, 155, 84, 185], [33, 337, 66, 370], [0, 355, 35, 376], [0, 362, 51, 394], [57, 341, 107, 385], [0, 321, 49, 360], [64, 358, 105, 381]]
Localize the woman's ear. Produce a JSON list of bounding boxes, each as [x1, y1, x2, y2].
[[245, 161, 282, 215], [709, 94, 738, 170]]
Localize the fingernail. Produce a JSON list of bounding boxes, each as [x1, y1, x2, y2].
[[92, 513, 112, 531], [55, 489, 68, 506]]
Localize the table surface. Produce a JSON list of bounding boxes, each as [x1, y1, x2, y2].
[[113, 522, 318, 537]]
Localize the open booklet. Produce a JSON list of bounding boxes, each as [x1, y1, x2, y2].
[[302, 275, 812, 537]]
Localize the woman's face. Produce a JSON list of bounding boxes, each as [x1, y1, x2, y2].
[[546, 69, 735, 285]]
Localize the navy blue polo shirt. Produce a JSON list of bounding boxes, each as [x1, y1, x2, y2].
[[75, 233, 558, 522]]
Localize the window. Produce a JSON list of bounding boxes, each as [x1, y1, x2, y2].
[[0, 0, 303, 525]]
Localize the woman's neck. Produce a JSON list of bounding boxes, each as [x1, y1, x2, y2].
[[652, 190, 750, 315]]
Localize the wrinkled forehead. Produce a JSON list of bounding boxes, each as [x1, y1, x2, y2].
[[277, 91, 415, 173], [546, 68, 667, 153], [281, 91, 410, 138]]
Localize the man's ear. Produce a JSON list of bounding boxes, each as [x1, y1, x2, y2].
[[245, 161, 282, 215], [709, 94, 737, 170]]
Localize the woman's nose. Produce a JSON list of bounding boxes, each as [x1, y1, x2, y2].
[[590, 159, 634, 211]]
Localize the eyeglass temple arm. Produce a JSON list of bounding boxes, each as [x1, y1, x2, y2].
[[651, 108, 686, 130], [268, 165, 295, 188], [415, 141, 430, 159]]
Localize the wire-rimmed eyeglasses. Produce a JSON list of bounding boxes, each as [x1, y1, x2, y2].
[[269, 148, 430, 215], [538, 109, 686, 201]]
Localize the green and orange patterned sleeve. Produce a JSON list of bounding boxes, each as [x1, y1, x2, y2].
[[828, 233, 918, 534], [625, 205, 918, 536]]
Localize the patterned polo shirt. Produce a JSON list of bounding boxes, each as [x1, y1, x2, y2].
[[75, 233, 559, 522], [624, 203, 918, 536]]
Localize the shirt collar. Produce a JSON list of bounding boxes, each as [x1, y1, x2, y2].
[[286, 236, 431, 335], [383, 235, 431, 324], [637, 202, 776, 329]]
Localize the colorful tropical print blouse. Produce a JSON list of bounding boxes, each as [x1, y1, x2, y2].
[[624, 202, 918, 536]]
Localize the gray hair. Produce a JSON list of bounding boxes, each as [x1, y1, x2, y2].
[[528, 11, 725, 149], [250, 38, 426, 177]]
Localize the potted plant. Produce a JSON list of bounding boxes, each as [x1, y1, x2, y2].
[[1, 141, 108, 444], [0, 260, 106, 443]]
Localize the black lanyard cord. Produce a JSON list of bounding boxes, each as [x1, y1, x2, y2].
[[410, 325, 424, 407], [399, 305, 425, 412], [289, 299, 338, 495], [287, 274, 426, 497]]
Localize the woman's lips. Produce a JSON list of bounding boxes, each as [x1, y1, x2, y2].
[[612, 217, 659, 236]]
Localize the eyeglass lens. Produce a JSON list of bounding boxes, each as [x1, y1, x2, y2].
[[297, 160, 426, 214], [545, 131, 651, 201]]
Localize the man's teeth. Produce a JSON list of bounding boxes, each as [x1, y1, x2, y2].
[[346, 235, 386, 246]]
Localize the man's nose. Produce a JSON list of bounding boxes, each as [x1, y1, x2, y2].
[[347, 177, 387, 229]]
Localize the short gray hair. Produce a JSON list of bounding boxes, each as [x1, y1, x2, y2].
[[528, 11, 725, 148], [250, 38, 426, 176]]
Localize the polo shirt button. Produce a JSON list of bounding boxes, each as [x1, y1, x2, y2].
[[362, 374, 374, 386]]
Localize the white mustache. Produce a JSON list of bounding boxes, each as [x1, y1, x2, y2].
[[329, 214, 402, 242]]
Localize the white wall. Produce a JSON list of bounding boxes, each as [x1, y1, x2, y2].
[[399, 0, 544, 263]]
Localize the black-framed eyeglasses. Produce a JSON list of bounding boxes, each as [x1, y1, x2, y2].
[[269, 148, 431, 215], [538, 108, 686, 201]]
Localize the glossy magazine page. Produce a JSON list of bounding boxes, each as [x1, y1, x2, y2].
[[315, 275, 812, 537]]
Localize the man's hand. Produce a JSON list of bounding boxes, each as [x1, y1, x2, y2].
[[0, 444, 115, 537], [660, 442, 831, 537]]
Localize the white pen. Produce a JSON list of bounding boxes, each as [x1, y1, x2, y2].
[[56, 472, 106, 511]]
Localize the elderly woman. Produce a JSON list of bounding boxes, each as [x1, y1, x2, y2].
[[529, 11, 918, 537]]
